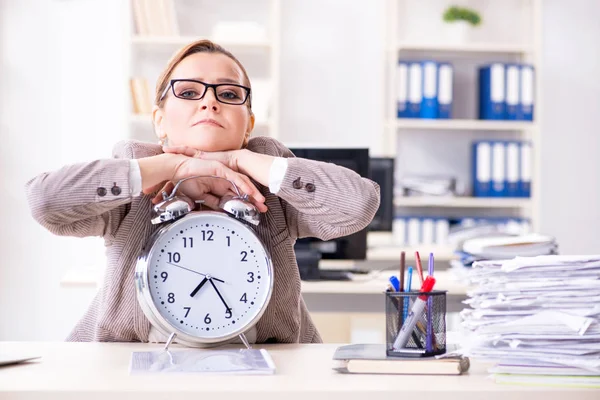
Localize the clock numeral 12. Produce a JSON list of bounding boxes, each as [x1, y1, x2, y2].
[[201, 230, 214, 241]]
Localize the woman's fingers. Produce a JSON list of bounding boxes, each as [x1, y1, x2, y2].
[[162, 145, 199, 158]]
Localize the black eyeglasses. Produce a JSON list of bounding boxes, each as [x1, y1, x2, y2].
[[160, 79, 251, 106]]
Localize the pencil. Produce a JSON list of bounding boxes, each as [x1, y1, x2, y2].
[[414, 251, 425, 285], [399, 251, 405, 292]]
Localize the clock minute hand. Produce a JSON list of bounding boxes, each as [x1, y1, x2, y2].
[[209, 278, 231, 313], [190, 277, 208, 298], [166, 262, 225, 283]]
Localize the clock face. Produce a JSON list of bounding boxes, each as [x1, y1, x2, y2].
[[141, 211, 273, 341]]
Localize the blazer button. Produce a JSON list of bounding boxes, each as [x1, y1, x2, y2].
[[111, 183, 122, 196], [97, 187, 107, 197], [292, 177, 303, 189], [305, 183, 316, 192]]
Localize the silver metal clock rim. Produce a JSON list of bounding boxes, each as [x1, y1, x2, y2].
[[135, 210, 274, 347]]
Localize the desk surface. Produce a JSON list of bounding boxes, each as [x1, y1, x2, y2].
[[0, 342, 596, 400]]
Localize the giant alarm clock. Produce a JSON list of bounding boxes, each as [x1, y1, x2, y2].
[[135, 176, 273, 347]]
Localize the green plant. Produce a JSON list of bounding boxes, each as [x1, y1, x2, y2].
[[443, 6, 482, 26]]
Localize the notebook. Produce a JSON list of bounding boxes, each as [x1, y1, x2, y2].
[[332, 344, 469, 375]]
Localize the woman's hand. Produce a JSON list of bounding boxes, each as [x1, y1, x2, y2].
[[141, 153, 267, 213], [163, 145, 275, 188]]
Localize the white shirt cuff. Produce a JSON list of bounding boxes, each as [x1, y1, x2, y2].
[[129, 159, 142, 196], [268, 157, 288, 194]]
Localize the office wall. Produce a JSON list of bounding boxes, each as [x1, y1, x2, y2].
[[0, 0, 598, 341], [539, 0, 600, 252]]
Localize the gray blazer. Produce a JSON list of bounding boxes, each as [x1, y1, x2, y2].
[[25, 136, 380, 343]]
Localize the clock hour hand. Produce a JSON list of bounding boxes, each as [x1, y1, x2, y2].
[[167, 262, 225, 283], [209, 278, 231, 313], [190, 277, 208, 298]]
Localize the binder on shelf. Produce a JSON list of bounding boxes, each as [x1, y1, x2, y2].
[[421, 218, 435, 245], [396, 61, 409, 118], [505, 64, 520, 120], [407, 217, 421, 246], [491, 141, 506, 197], [407, 62, 422, 118], [520, 141, 532, 197], [437, 63, 453, 119], [435, 219, 450, 246], [519, 65, 535, 121], [473, 141, 492, 197], [478, 64, 505, 120], [420, 61, 438, 119], [505, 141, 520, 197]]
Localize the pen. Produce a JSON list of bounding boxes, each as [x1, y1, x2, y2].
[[414, 251, 425, 285], [402, 267, 413, 321], [426, 253, 434, 352], [388, 276, 400, 292], [392, 276, 436, 350]]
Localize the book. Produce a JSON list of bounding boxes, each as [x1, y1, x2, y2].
[[332, 344, 469, 375]]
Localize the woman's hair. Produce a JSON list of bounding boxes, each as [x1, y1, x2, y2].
[[154, 39, 254, 147]]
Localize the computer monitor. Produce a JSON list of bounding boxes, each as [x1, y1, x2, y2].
[[287, 147, 370, 280], [368, 157, 395, 232]]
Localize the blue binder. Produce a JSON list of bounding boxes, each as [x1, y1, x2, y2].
[[397, 61, 409, 118], [519, 141, 532, 197], [407, 62, 422, 118], [473, 141, 492, 197], [420, 61, 438, 119], [519, 65, 535, 121], [478, 64, 506, 120], [505, 64, 520, 120], [437, 62, 453, 119], [505, 141, 520, 197], [491, 141, 506, 197]]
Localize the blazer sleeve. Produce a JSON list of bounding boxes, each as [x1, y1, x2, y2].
[[24, 140, 143, 241], [248, 137, 381, 241]]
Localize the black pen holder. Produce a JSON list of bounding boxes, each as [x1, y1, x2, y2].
[[385, 290, 447, 357]]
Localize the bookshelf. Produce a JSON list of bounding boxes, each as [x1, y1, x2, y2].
[[127, 0, 281, 143], [381, 0, 543, 251]]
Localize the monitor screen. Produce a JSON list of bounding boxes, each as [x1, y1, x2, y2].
[[368, 157, 395, 232], [287, 147, 369, 261]]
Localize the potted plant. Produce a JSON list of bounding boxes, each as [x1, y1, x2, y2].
[[442, 6, 482, 44]]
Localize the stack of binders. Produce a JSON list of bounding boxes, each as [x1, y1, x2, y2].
[[472, 140, 531, 197], [479, 63, 535, 121], [397, 60, 454, 119]]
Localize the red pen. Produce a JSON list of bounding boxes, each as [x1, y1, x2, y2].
[[414, 251, 425, 285]]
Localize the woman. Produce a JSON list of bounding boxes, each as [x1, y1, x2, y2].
[[25, 40, 380, 344]]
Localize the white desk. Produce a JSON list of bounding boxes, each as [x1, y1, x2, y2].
[[0, 342, 596, 400]]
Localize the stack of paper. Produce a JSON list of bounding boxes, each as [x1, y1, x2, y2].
[[450, 234, 558, 279], [456, 255, 600, 387]]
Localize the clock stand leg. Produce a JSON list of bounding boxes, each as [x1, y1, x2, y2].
[[239, 333, 252, 349], [164, 332, 177, 352]]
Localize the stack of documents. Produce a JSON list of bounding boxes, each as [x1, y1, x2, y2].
[[451, 234, 558, 276], [457, 255, 600, 387]]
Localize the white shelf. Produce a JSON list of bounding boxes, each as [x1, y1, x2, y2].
[[131, 35, 271, 49], [391, 118, 536, 131], [396, 42, 532, 55], [394, 197, 531, 208]]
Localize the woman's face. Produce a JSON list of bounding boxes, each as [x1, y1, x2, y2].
[[154, 52, 253, 151]]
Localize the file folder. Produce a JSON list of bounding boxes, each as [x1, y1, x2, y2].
[[473, 141, 492, 197], [421, 218, 435, 245], [519, 65, 535, 121], [437, 63, 453, 119], [491, 141, 506, 197], [505, 64, 520, 120], [435, 219, 449, 245], [420, 61, 438, 119], [393, 217, 406, 245], [396, 61, 409, 118], [407, 217, 420, 246], [506, 141, 520, 197], [407, 62, 422, 118], [519, 141, 532, 197], [478, 64, 505, 120]]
